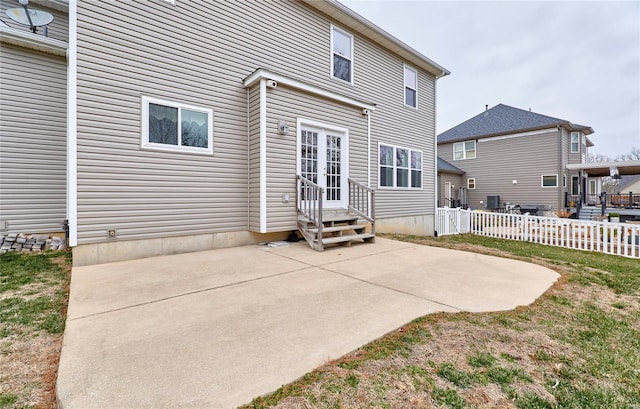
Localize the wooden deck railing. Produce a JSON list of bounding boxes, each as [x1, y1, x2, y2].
[[348, 178, 375, 235]]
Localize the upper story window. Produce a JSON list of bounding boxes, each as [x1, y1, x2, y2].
[[570, 132, 581, 153], [404, 65, 417, 108], [141, 96, 213, 155], [453, 140, 476, 160], [379, 144, 422, 189], [331, 25, 353, 84]]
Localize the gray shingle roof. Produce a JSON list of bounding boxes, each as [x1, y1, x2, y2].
[[618, 174, 640, 191], [437, 104, 594, 144], [437, 157, 465, 174]]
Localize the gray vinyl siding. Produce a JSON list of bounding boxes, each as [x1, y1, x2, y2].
[[264, 85, 369, 232], [438, 173, 462, 206], [0, 44, 67, 233], [0, 0, 68, 41], [76, 0, 438, 243], [438, 130, 563, 210]]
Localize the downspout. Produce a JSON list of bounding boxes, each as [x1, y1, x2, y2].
[[67, 0, 78, 247], [367, 110, 371, 187], [246, 88, 250, 226], [557, 125, 563, 210], [259, 79, 267, 233]]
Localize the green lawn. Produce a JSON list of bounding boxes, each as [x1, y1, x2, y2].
[[244, 235, 640, 409]]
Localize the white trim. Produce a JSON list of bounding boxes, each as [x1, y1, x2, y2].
[[403, 64, 418, 109], [476, 127, 557, 143], [434, 120, 438, 215], [541, 174, 559, 188], [259, 80, 267, 232], [140, 96, 214, 155], [377, 142, 423, 190], [330, 24, 354, 85], [244, 69, 375, 111], [67, 0, 77, 247], [29, 0, 69, 12], [367, 111, 371, 187], [0, 25, 67, 57], [296, 118, 350, 209]]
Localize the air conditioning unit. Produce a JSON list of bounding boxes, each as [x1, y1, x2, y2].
[[487, 195, 500, 210]]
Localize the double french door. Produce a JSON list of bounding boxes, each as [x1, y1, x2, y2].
[[298, 125, 348, 209]]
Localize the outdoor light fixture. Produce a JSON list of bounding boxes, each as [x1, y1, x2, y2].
[[512, 180, 518, 185], [278, 120, 288, 135]]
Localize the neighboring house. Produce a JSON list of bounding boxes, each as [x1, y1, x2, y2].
[[0, 0, 449, 265], [437, 104, 598, 214], [616, 175, 640, 194]]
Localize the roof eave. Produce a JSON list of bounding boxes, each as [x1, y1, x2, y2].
[[437, 124, 562, 144], [301, 0, 450, 78]]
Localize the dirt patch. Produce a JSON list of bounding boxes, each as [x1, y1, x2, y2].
[[0, 252, 71, 409]]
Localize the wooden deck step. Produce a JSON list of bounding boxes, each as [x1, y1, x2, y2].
[[321, 214, 359, 223], [307, 224, 366, 234], [320, 233, 375, 245]]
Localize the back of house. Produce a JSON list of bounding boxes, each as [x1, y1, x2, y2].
[[1, 0, 449, 265]]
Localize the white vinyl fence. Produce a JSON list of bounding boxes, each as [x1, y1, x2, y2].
[[435, 208, 640, 259]]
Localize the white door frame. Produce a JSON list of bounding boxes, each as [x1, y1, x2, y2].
[[296, 118, 349, 209]]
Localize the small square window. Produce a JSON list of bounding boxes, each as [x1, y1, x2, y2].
[[467, 178, 476, 189], [404, 66, 417, 108], [541, 175, 558, 187], [142, 96, 213, 155]]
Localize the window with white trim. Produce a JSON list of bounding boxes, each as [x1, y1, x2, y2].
[[404, 65, 417, 108], [331, 26, 353, 83], [570, 132, 580, 153], [141, 96, 213, 154], [453, 140, 476, 160], [541, 175, 558, 187], [467, 178, 476, 189], [379, 144, 422, 189]]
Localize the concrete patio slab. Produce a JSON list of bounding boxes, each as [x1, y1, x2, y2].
[[57, 238, 559, 409]]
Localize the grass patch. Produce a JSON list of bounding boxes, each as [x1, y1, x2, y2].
[[467, 351, 497, 368], [432, 387, 465, 409], [0, 250, 70, 409], [436, 363, 473, 388]]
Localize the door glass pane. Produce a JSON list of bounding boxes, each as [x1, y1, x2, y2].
[[300, 130, 318, 184], [326, 134, 341, 201]]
